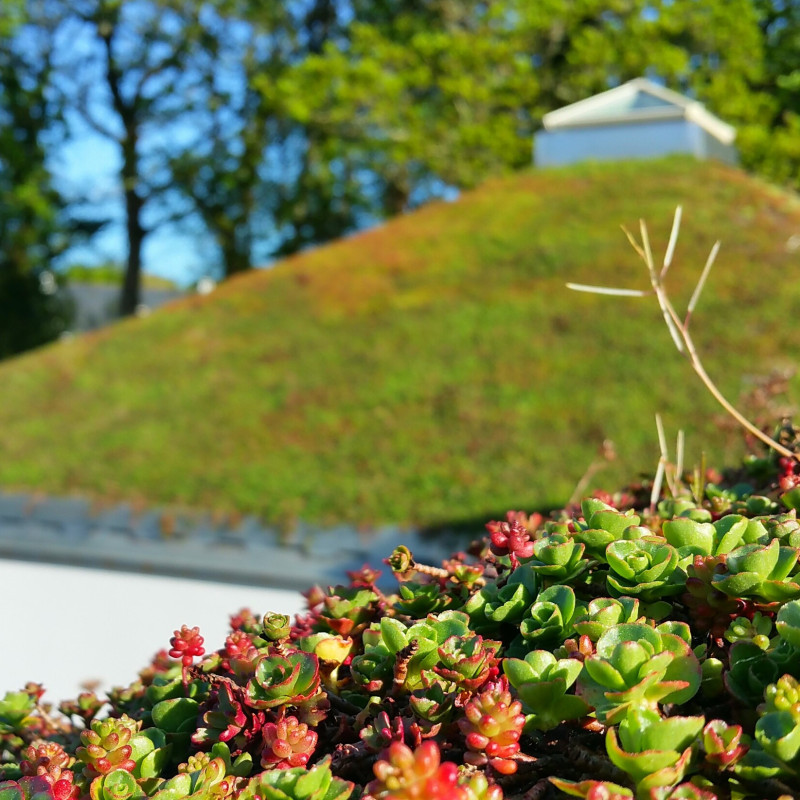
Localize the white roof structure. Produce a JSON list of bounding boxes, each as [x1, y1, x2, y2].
[[541, 78, 735, 145]]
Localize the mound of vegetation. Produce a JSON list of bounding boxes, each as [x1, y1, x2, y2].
[[0, 157, 798, 528], [4, 425, 800, 799]]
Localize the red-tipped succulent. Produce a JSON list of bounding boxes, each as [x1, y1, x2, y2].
[[260, 715, 318, 769], [366, 741, 466, 800], [76, 715, 140, 779], [229, 608, 262, 635], [486, 520, 534, 567], [169, 625, 206, 686], [702, 719, 749, 768], [246, 650, 321, 709], [221, 631, 259, 674], [683, 555, 745, 639], [193, 681, 262, 752], [458, 677, 525, 775], [431, 635, 500, 692], [20, 742, 79, 800]]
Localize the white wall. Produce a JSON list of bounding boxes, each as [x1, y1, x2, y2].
[[534, 118, 700, 167], [0, 560, 304, 705]]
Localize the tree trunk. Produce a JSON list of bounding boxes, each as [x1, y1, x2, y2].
[[222, 242, 251, 277], [119, 183, 144, 316]]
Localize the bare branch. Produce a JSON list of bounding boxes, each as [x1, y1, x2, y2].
[[650, 456, 666, 514], [620, 225, 646, 261], [569, 208, 798, 463], [566, 283, 649, 297], [640, 219, 656, 283], [656, 412, 668, 461], [662, 205, 682, 279], [685, 240, 720, 329]]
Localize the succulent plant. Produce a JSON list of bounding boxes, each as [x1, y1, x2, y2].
[[527, 534, 590, 585], [221, 632, 260, 678], [315, 587, 381, 637], [18, 743, 79, 800], [479, 565, 538, 626], [351, 611, 473, 695], [76, 715, 142, 779], [570, 500, 643, 563], [486, 519, 534, 567], [260, 716, 317, 769], [577, 623, 701, 724], [365, 741, 466, 800], [408, 683, 456, 725], [429, 634, 500, 692], [752, 674, 800, 766], [395, 581, 456, 616], [15, 429, 800, 800], [701, 719, 749, 768], [775, 597, 800, 647], [170, 626, 206, 687], [503, 650, 589, 732], [262, 614, 292, 643], [572, 597, 643, 643], [58, 692, 104, 727], [548, 778, 634, 799], [681, 555, 744, 638], [88, 770, 146, 800], [661, 514, 754, 559], [711, 538, 800, 602], [194, 682, 263, 752], [605, 709, 704, 793], [358, 711, 407, 753], [0, 776, 79, 800], [519, 584, 582, 646], [724, 638, 800, 706], [239, 759, 351, 800], [457, 678, 524, 775], [605, 539, 685, 601], [246, 650, 321, 710], [724, 611, 773, 648], [149, 756, 231, 800]]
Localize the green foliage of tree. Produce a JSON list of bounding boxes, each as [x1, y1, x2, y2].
[[9, 0, 800, 309], [167, 2, 367, 275], [740, 1, 800, 187], [0, 14, 74, 358], [279, 1, 537, 213], [277, 0, 776, 214]]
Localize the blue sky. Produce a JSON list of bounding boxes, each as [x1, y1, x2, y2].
[[52, 124, 215, 289]]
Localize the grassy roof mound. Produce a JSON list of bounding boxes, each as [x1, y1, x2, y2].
[[1, 157, 798, 529]]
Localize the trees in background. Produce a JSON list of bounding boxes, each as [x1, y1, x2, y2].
[[281, 0, 770, 215], [45, 0, 209, 315], [1, 0, 799, 345], [0, 10, 76, 357], [745, 0, 800, 187]]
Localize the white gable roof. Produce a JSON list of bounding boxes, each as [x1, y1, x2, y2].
[[542, 78, 735, 145]]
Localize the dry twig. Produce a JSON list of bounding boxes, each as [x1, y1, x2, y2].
[[567, 207, 798, 463]]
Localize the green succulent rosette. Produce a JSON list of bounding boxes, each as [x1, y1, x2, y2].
[[606, 709, 704, 792], [519, 584, 583, 646], [483, 565, 538, 625], [572, 596, 642, 642], [238, 758, 352, 800], [577, 622, 701, 724], [246, 650, 321, 709], [503, 650, 589, 732], [605, 537, 685, 601], [527, 534, 589, 584], [711, 538, 800, 602]]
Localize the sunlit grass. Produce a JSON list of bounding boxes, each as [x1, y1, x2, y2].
[[0, 157, 798, 528]]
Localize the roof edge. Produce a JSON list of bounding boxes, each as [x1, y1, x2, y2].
[[541, 77, 736, 144]]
